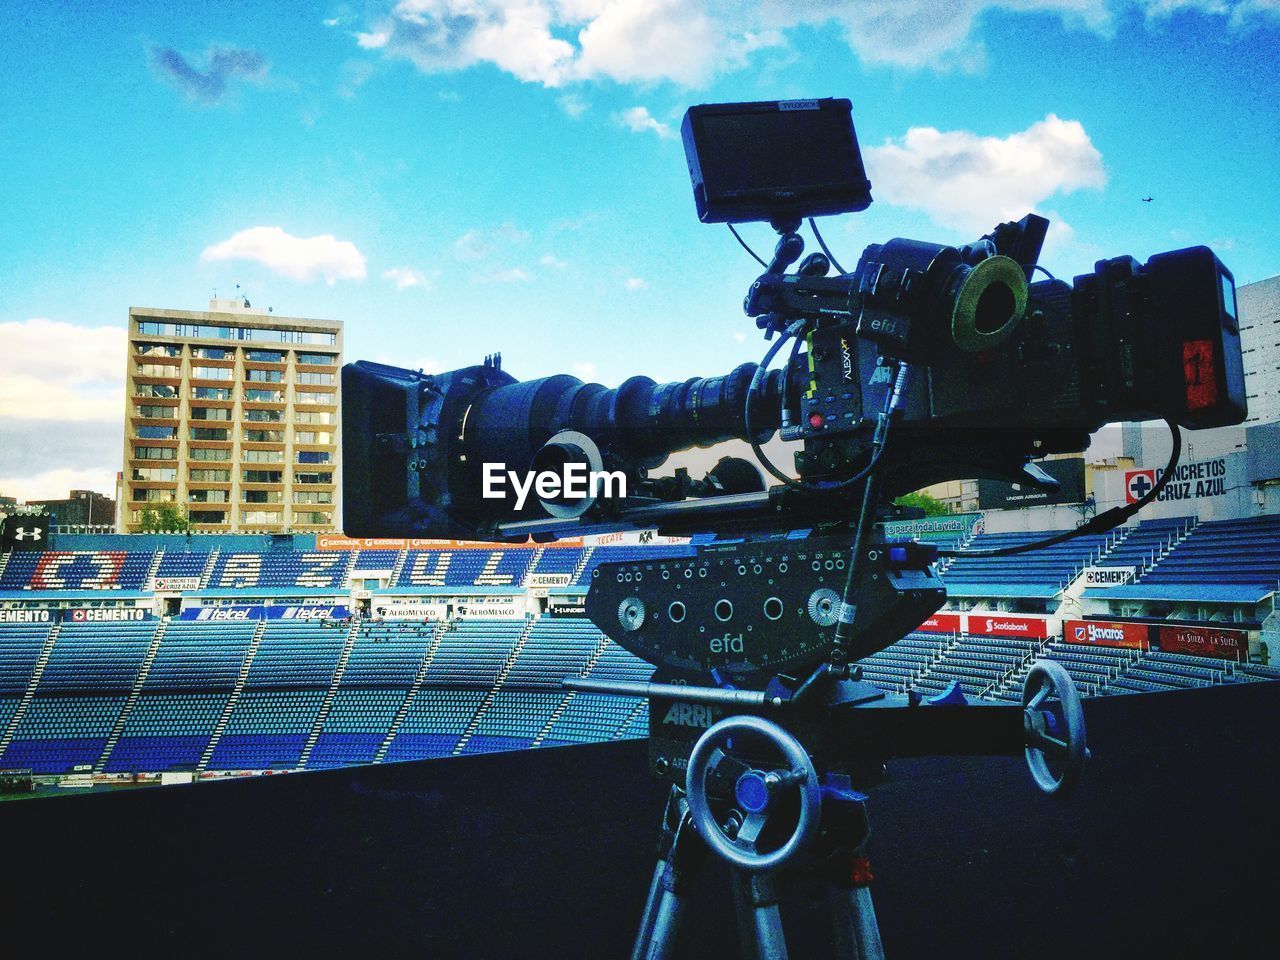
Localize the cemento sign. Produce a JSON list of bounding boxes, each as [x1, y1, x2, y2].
[[1082, 567, 1137, 588], [152, 576, 200, 592], [0, 609, 54, 623], [64, 607, 150, 622]]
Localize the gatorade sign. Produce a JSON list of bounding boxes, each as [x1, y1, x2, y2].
[[1064, 619, 1149, 650]]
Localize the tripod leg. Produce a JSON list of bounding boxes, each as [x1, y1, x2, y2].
[[731, 871, 789, 960], [632, 787, 705, 960], [829, 855, 884, 960]]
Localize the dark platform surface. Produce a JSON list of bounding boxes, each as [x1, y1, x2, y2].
[[2, 682, 1276, 958]]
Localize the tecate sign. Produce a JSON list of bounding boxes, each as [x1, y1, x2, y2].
[[1064, 619, 1149, 650]]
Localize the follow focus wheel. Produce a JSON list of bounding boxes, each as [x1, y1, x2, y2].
[[1022, 660, 1087, 797]]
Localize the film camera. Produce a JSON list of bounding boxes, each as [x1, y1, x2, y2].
[[345, 99, 1246, 955]]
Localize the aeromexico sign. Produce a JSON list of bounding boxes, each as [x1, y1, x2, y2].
[[180, 604, 350, 621]]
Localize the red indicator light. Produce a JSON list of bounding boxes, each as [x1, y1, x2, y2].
[[808, 413, 825, 429]]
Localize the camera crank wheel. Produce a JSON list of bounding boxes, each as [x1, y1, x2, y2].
[[685, 715, 820, 871], [1022, 660, 1087, 797]]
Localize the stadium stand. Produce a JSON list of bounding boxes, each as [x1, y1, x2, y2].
[[940, 531, 1112, 597]]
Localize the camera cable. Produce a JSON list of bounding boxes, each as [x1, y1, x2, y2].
[[935, 418, 1183, 558]]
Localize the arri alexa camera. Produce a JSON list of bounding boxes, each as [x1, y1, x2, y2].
[[344, 99, 1246, 957]]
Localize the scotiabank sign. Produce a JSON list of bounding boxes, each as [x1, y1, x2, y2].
[[1064, 618, 1150, 650], [917, 612, 963, 633], [971, 614, 1049, 639], [1157, 624, 1247, 661]]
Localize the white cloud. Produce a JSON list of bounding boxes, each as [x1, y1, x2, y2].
[[617, 106, 674, 139], [351, 1, 1275, 86], [382, 266, 428, 289], [454, 222, 530, 262], [864, 114, 1106, 233], [572, 361, 598, 378], [201, 226, 367, 284], [539, 253, 569, 269], [624, 277, 647, 290], [0, 318, 125, 422], [558, 93, 589, 118], [477, 267, 532, 283]]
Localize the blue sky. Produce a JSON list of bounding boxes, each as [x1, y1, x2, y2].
[[1, 0, 1278, 501]]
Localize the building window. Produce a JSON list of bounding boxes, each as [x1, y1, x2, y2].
[[189, 468, 231, 482], [192, 346, 232, 360], [189, 489, 228, 504], [245, 349, 284, 363], [244, 388, 284, 402], [295, 430, 333, 445], [296, 352, 336, 366], [296, 391, 335, 405], [190, 426, 231, 441], [244, 490, 284, 504], [136, 383, 177, 399], [135, 404, 176, 419], [136, 343, 182, 357], [190, 406, 231, 421], [296, 371, 335, 386], [294, 510, 332, 525], [134, 445, 177, 460], [244, 428, 284, 443], [295, 410, 334, 425], [296, 451, 331, 465], [243, 469, 284, 484], [136, 425, 178, 440], [243, 449, 284, 464], [132, 467, 178, 482], [245, 408, 283, 423], [133, 488, 176, 503], [294, 490, 333, 504], [295, 471, 333, 485], [189, 510, 227, 524], [192, 386, 233, 400], [247, 368, 284, 383], [190, 447, 230, 462], [136, 362, 178, 377], [192, 365, 234, 381], [241, 510, 283, 525]]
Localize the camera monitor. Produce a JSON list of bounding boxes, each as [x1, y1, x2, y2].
[[681, 99, 873, 224]]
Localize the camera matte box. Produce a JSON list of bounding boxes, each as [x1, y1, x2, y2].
[[681, 98, 873, 224]]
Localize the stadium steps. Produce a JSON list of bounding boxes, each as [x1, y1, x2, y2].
[[531, 632, 615, 747], [144, 549, 165, 587], [198, 550, 220, 589], [452, 616, 538, 755], [611, 698, 648, 741], [521, 547, 546, 587], [297, 618, 362, 769], [196, 618, 267, 772], [373, 621, 449, 764], [94, 618, 168, 773], [1140, 518, 1201, 578], [571, 547, 595, 584], [0, 621, 59, 757], [0, 551, 11, 582]]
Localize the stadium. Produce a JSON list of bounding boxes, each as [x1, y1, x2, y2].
[[5, 5, 1280, 957]]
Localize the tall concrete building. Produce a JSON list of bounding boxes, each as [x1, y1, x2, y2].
[[121, 299, 342, 533], [1239, 274, 1280, 426]]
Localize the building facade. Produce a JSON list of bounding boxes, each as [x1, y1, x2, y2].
[[121, 299, 342, 533], [1238, 274, 1280, 426]]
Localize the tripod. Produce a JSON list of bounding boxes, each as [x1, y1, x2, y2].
[[631, 716, 885, 960]]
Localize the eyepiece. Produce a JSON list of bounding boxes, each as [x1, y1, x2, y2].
[[949, 254, 1027, 352]]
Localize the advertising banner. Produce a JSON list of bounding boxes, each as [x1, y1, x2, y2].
[[151, 576, 201, 592], [883, 513, 984, 541], [548, 602, 587, 617], [1063, 618, 1150, 650], [453, 599, 525, 619], [978, 458, 1085, 510], [916, 612, 963, 633], [969, 614, 1050, 639], [180, 604, 349, 622], [0, 609, 54, 623], [527, 573, 573, 587], [63, 607, 151, 623], [370, 601, 449, 621], [316, 535, 585, 550], [1081, 567, 1137, 588], [1, 513, 50, 551], [1157, 624, 1248, 661]]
